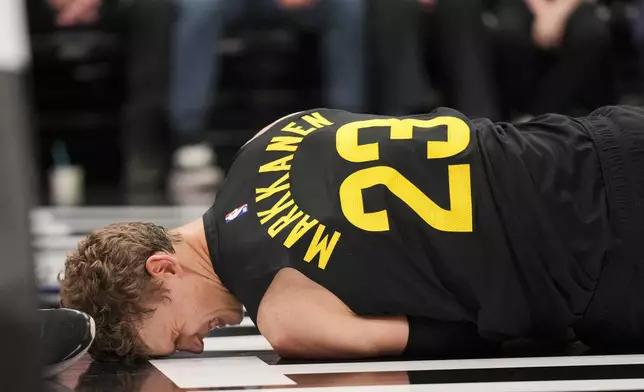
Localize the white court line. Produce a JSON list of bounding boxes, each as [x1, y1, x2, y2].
[[236, 378, 644, 392], [273, 354, 644, 374], [203, 335, 273, 352], [151, 356, 294, 389]]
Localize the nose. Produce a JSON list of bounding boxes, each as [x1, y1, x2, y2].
[[177, 335, 204, 354]]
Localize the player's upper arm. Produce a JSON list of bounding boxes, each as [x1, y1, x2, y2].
[[257, 268, 409, 359]]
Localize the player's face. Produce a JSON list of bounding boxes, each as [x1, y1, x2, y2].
[[138, 281, 243, 357], [137, 299, 206, 357]]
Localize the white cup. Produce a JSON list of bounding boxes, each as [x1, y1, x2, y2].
[[49, 165, 84, 206]]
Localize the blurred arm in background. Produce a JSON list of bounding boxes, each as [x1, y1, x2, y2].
[[47, 0, 102, 26], [277, 0, 319, 9], [527, 0, 585, 49]]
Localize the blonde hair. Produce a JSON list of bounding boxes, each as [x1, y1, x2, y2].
[[60, 222, 179, 361]]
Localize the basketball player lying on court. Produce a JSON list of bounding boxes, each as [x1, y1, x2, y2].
[[60, 105, 644, 362]]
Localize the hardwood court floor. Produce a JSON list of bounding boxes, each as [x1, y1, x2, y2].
[[38, 207, 644, 392]]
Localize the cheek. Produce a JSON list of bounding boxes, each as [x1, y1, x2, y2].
[[168, 296, 199, 333], [154, 296, 182, 337], [183, 286, 205, 317], [139, 308, 173, 354], [170, 278, 207, 334], [188, 305, 207, 332]]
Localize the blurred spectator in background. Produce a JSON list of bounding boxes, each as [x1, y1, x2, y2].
[[629, 0, 644, 101], [169, 0, 366, 199], [492, 0, 611, 119], [46, 0, 365, 204], [368, 0, 500, 120], [421, 0, 501, 120], [47, 0, 174, 204], [367, 0, 435, 116]]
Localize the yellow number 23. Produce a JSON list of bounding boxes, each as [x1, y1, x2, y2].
[[336, 117, 473, 233]]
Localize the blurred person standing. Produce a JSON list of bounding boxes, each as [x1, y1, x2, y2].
[[420, 0, 501, 120], [47, 0, 174, 204], [368, 0, 500, 120], [169, 0, 366, 202], [628, 0, 644, 102], [492, 0, 611, 118], [367, 0, 435, 116]]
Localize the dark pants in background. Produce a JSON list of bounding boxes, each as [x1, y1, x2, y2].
[[493, 2, 611, 117], [118, 0, 173, 202], [170, 0, 366, 137], [368, 0, 500, 120], [367, 0, 432, 116], [422, 0, 501, 120]]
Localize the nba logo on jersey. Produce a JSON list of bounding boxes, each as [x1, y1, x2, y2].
[[225, 204, 248, 223]]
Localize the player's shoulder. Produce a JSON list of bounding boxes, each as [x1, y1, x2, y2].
[[243, 107, 478, 150], [241, 109, 334, 148], [402, 107, 471, 121]]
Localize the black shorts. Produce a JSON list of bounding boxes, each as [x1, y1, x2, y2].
[[574, 106, 644, 350]]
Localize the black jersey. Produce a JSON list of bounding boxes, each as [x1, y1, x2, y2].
[[203, 107, 611, 342]]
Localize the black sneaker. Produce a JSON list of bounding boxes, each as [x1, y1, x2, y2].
[[40, 308, 95, 378]]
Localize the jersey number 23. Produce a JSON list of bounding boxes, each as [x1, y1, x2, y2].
[[336, 117, 473, 233]]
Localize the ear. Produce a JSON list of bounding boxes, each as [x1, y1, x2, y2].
[[145, 252, 183, 279]]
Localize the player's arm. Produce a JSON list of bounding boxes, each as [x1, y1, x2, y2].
[[257, 268, 408, 359], [258, 268, 499, 359]]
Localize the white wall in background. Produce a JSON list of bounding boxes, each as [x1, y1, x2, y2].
[[0, 0, 30, 72]]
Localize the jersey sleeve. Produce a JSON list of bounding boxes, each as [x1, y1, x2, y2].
[[403, 316, 499, 358]]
